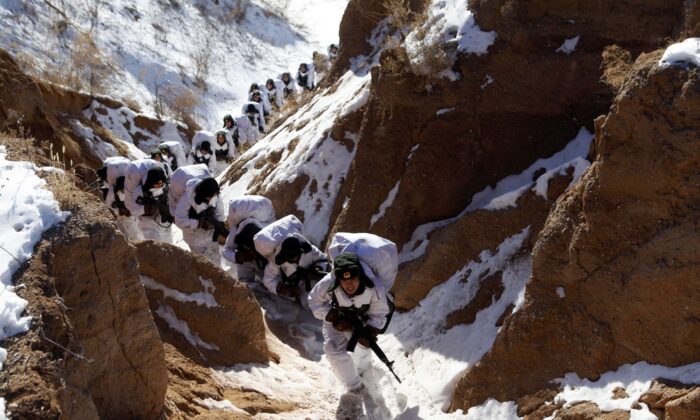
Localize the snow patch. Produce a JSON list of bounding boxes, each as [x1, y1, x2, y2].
[[198, 398, 248, 414], [399, 127, 593, 263], [155, 305, 219, 351], [369, 181, 401, 228], [659, 38, 700, 67], [466, 399, 521, 419], [436, 108, 455, 116], [141, 275, 218, 308], [382, 228, 532, 412], [556, 36, 580, 55], [0, 146, 68, 370], [480, 74, 494, 89], [556, 287, 565, 298], [551, 362, 700, 414]]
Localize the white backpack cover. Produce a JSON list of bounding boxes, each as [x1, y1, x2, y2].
[[168, 164, 211, 213], [226, 195, 276, 230], [253, 214, 303, 260], [160, 140, 188, 167], [191, 130, 214, 150], [328, 232, 398, 292]]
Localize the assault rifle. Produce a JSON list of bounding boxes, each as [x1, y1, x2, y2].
[[282, 266, 328, 292], [331, 301, 402, 383], [110, 194, 130, 217], [188, 206, 230, 243], [136, 189, 174, 225]]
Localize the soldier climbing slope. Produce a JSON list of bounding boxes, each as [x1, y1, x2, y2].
[[253, 215, 329, 306], [97, 156, 141, 241], [173, 177, 228, 265], [308, 232, 400, 398], [124, 158, 174, 243], [221, 195, 276, 282], [211, 130, 237, 177]]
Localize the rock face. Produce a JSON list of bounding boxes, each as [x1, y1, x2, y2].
[[451, 50, 700, 410], [0, 188, 168, 419], [225, 0, 686, 313], [135, 241, 273, 366]]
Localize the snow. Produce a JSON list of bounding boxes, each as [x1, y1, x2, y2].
[[369, 180, 401, 228], [556, 35, 580, 55], [141, 275, 218, 308], [399, 127, 593, 263], [221, 70, 371, 245], [556, 287, 565, 298], [0, 146, 68, 416], [155, 304, 219, 351], [480, 74, 494, 89], [198, 398, 248, 414], [436, 108, 455, 116], [659, 38, 700, 67], [0, 147, 68, 361], [404, 0, 496, 76], [549, 361, 700, 415], [465, 399, 521, 419], [1, 0, 348, 129]]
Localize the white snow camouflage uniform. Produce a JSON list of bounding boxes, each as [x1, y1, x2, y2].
[[102, 157, 141, 241], [124, 158, 172, 243], [168, 164, 211, 215]]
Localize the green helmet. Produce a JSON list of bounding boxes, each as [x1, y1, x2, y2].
[[158, 143, 170, 152]]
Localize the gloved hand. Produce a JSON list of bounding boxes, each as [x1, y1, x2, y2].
[[333, 318, 353, 332], [276, 282, 299, 298], [216, 233, 228, 245], [198, 218, 213, 230], [118, 207, 131, 217], [325, 308, 339, 324], [357, 336, 374, 348], [143, 203, 156, 216]]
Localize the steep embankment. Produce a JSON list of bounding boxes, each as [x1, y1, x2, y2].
[[222, 0, 687, 310], [0, 136, 277, 418], [0, 49, 190, 170], [452, 47, 700, 415]]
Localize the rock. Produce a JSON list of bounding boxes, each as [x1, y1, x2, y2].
[[517, 388, 559, 416], [135, 241, 273, 366], [612, 387, 629, 399], [665, 388, 700, 420], [639, 379, 696, 409], [0, 186, 168, 419], [554, 402, 629, 420], [446, 271, 505, 328], [451, 46, 700, 410]]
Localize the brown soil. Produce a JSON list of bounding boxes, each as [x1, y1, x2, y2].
[[451, 50, 700, 411], [0, 175, 168, 418], [135, 241, 274, 366]]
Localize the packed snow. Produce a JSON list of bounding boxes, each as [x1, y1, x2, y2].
[[0, 0, 348, 128], [555, 35, 580, 55], [198, 398, 248, 414], [217, 229, 532, 418], [659, 38, 700, 67], [399, 127, 593, 263], [0, 146, 68, 416]]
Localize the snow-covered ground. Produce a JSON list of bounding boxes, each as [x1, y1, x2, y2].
[[0, 146, 68, 415], [1, 0, 347, 130], [212, 230, 532, 419]]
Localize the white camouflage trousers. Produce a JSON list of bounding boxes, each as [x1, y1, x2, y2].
[[116, 216, 143, 241], [183, 228, 221, 266], [323, 322, 372, 391], [139, 215, 173, 243]]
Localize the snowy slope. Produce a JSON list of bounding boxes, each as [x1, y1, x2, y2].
[[1, 0, 347, 130], [0, 146, 68, 415]]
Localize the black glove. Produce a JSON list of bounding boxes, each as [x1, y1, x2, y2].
[[143, 203, 156, 216], [333, 318, 353, 332], [276, 282, 299, 298], [198, 218, 213, 230]]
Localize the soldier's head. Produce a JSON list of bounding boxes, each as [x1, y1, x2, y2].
[[194, 177, 220, 205], [215, 130, 227, 145], [266, 78, 275, 90], [333, 252, 372, 295], [275, 236, 311, 266], [150, 148, 163, 162], [158, 143, 171, 159], [282, 72, 290, 83], [250, 90, 263, 103], [143, 168, 167, 196], [223, 114, 235, 129]]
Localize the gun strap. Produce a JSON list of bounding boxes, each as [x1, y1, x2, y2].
[[379, 293, 396, 334]]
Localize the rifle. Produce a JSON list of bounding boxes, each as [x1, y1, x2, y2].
[[332, 301, 402, 384], [110, 194, 130, 217], [136, 188, 174, 225], [188, 206, 230, 242], [282, 266, 328, 292]]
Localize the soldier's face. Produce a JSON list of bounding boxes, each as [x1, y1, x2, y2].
[[340, 276, 360, 295]]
